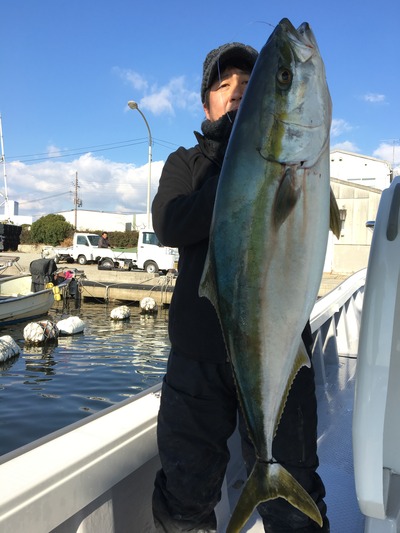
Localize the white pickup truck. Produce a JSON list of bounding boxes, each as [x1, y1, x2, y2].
[[43, 230, 178, 274]]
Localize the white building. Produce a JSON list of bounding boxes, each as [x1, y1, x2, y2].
[[330, 150, 392, 190], [57, 210, 149, 232], [1, 200, 33, 225]]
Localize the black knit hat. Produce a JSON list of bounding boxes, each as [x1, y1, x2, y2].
[[201, 42, 258, 103]]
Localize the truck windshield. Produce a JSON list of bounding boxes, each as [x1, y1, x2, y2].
[[87, 235, 101, 246], [143, 232, 162, 246]]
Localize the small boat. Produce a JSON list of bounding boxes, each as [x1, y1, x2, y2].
[[0, 274, 54, 325]]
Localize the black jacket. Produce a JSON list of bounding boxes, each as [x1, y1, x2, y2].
[[152, 132, 228, 362]]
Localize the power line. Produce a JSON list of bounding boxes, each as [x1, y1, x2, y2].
[[18, 191, 71, 205], [7, 137, 180, 164], [8, 139, 149, 163]]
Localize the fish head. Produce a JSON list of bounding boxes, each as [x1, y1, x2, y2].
[[244, 18, 332, 170]]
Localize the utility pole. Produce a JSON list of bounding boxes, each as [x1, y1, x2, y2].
[[0, 115, 10, 221], [382, 139, 400, 182], [73, 171, 82, 229]]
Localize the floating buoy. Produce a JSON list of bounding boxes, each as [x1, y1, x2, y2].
[[110, 305, 131, 320], [0, 335, 21, 362], [57, 316, 85, 335], [23, 320, 59, 344], [140, 297, 158, 314]]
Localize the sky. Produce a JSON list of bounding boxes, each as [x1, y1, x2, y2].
[[1, 0, 400, 221]]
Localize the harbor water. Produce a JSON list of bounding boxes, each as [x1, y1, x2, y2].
[[0, 299, 170, 456]]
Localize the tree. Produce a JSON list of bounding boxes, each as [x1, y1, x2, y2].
[[30, 214, 74, 246]]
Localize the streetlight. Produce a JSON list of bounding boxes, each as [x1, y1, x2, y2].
[[128, 100, 153, 229]]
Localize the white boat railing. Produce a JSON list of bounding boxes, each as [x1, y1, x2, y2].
[[0, 270, 367, 533], [311, 268, 366, 387]]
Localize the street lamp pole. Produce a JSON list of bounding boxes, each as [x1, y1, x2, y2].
[[128, 101, 153, 229]]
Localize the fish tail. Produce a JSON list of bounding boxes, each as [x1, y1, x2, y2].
[[226, 461, 323, 533]]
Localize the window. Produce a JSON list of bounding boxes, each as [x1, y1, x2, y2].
[[87, 235, 100, 246], [143, 232, 160, 246]]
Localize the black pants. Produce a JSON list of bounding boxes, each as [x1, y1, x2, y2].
[[152, 347, 328, 532]]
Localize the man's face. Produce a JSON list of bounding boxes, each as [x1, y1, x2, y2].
[[203, 66, 251, 122]]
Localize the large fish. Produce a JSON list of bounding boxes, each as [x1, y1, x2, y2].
[[199, 18, 339, 532]]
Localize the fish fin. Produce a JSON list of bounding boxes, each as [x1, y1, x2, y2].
[[226, 461, 323, 533], [273, 167, 301, 230], [330, 187, 341, 239], [199, 250, 219, 312], [274, 340, 311, 439]]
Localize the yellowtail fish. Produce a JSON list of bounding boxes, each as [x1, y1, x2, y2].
[[200, 17, 339, 532]]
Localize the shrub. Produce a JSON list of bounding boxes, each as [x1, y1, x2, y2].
[[30, 214, 74, 246]]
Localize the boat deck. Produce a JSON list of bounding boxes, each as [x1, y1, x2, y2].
[[221, 353, 364, 532], [316, 354, 364, 532]]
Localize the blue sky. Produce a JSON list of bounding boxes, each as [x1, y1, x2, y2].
[[1, 0, 399, 220]]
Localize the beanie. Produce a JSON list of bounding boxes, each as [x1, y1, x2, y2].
[[201, 42, 258, 103]]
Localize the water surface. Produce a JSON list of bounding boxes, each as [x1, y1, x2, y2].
[[0, 300, 170, 456]]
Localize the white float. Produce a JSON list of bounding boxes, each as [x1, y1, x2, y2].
[[0, 335, 21, 362], [140, 297, 158, 314], [57, 316, 85, 335], [23, 321, 59, 344], [110, 305, 131, 320]]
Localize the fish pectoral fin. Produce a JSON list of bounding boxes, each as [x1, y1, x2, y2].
[[330, 187, 341, 239], [273, 166, 301, 230], [226, 462, 323, 533]]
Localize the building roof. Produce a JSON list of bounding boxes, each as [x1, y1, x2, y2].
[[330, 149, 390, 166]]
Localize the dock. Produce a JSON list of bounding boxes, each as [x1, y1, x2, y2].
[[78, 267, 176, 307], [81, 277, 175, 307], [1, 251, 351, 306]]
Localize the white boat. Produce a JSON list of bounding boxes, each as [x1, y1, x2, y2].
[[0, 274, 54, 325], [1, 178, 400, 533]]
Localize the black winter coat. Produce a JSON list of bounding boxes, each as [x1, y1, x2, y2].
[[152, 132, 228, 362]]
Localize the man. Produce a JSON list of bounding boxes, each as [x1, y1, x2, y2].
[[98, 232, 110, 248], [151, 42, 329, 532]]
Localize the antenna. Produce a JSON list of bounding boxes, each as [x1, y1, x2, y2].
[[381, 139, 400, 166]]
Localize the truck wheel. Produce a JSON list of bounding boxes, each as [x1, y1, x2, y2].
[[145, 261, 159, 274], [100, 258, 115, 269], [77, 255, 87, 265]]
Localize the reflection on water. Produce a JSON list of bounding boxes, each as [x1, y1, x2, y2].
[[0, 300, 170, 456]]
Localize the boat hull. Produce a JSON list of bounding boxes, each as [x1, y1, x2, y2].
[[0, 274, 54, 325]]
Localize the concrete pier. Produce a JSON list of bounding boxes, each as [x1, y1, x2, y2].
[[2, 250, 350, 305]]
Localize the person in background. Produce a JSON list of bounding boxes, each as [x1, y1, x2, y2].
[[98, 232, 110, 248], [151, 42, 329, 533]]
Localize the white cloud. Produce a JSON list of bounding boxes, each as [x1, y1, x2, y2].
[[140, 76, 199, 116], [373, 142, 400, 165], [116, 68, 200, 116], [47, 144, 62, 158], [114, 67, 149, 92], [363, 93, 386, 103], [331, 118, 352, 138], [331, 140, 360, 153], [5, 154, 164, 219]]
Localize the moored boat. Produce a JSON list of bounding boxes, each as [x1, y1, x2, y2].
[[0, 274, 54, 325]]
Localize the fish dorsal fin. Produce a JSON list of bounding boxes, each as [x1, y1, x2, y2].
[[273, 339, 311, 440], [330, 187, 341, 239], [273, 166, 301, 230]]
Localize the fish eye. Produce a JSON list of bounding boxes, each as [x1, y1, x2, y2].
[[277, 68, 292, 85]]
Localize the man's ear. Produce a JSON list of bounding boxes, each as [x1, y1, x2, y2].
[[203, 103, 210, 120]]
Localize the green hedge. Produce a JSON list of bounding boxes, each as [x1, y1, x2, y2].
[[20, 216, 139, 248]]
